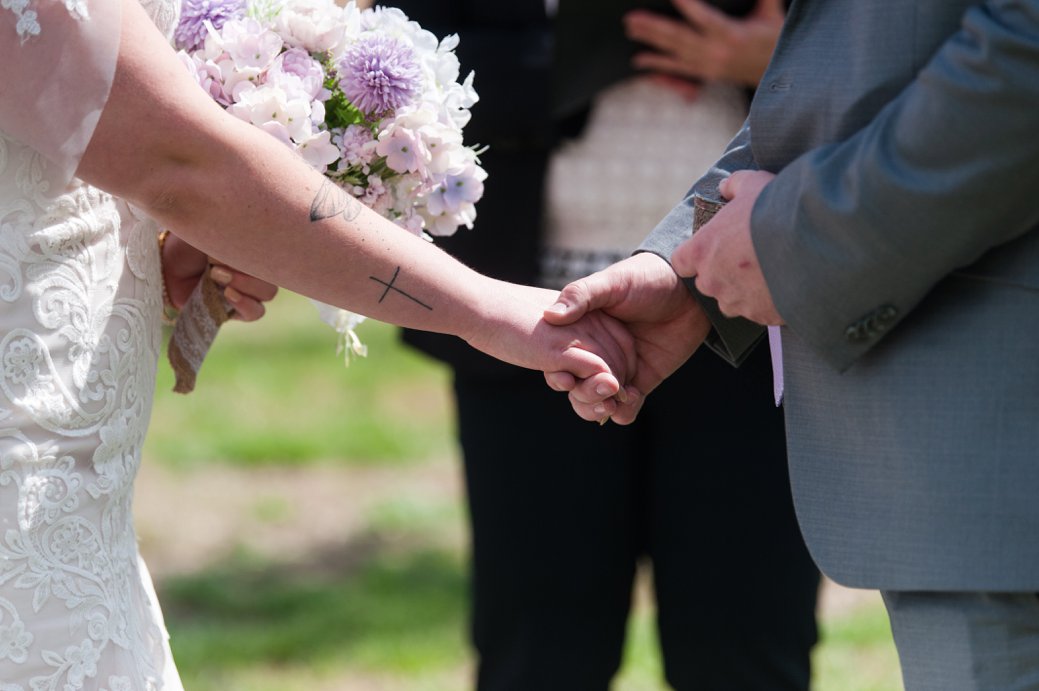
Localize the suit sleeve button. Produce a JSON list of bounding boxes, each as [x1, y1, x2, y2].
[[845, 305, 899, 342], [845, 323, 868, 341]]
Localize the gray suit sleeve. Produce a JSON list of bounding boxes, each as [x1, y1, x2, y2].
[[752, 0, 1039, 371], [638, 119, 766, 366]]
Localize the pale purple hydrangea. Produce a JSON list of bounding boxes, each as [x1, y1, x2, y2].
[[337, 34, 421, 116], [268, 48, 329, 102], [376, 125, 427, 175], [334, 125, 376, 168], [361, 174, 387, 207], [178, 52, 230, 106], [428, 168, 484, 215], [175, 0, 247, 51], [423, 161, 486, 235]]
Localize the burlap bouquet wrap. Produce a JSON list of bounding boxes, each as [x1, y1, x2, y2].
[[168, 273, 234, 394]]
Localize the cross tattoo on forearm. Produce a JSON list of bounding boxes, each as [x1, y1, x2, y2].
[[370, 266, 433, 310]]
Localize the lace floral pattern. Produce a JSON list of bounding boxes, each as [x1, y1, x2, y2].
[[3, 0, 90, 41], [0, 0, 183, 688], [3, 0, 43, 41]]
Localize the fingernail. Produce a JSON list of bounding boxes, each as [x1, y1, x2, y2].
[[595, 383, 613, 397], [210, 266, 233, 286], [593, 403, 607, 416], [616, 388, 629, 404], [223, 286, 242, 304], [598, 415, 610, 426], [719, 177, 733, 198], [547, 302, 567, 314]]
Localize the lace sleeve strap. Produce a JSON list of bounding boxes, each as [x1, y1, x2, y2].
[[0, 0, 123, 186]]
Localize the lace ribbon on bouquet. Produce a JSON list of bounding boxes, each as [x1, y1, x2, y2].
[[168, 273, 368, 394], [168, 272, 234, 394]]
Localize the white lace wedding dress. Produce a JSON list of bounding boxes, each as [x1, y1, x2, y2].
[[0, 0, 184, 688]]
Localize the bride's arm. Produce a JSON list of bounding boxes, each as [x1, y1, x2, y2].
[[76, 0, 632, 383]]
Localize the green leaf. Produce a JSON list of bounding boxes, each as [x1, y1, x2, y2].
[[326, 91, 366, 130]]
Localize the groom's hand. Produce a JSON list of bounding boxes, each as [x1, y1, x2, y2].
[[466, 282, 637, 414], [672, 170, 783, 325], [543, 253, 710, 424]]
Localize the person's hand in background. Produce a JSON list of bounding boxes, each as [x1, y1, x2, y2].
[[623, 0, 784, 99]]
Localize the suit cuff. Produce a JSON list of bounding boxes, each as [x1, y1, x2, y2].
[[682, 276, 765, 366], [633, 249, 765, 367]]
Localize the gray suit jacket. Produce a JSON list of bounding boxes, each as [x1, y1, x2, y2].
[[642, 0, 1039, 590]]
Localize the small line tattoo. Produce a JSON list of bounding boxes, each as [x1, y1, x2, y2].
[[310, 178, 362, 223], [369, 266, 433, 310]]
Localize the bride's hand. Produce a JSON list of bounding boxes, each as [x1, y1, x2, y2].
[[160, 231, 278, 322], [464, 282, 637, 415], [542, 253, 710, 424]]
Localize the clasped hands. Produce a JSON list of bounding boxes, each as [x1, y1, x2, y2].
[[542, 170, 781, 423]]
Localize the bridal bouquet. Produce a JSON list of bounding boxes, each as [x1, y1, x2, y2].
[[169, 0, 485, 392]]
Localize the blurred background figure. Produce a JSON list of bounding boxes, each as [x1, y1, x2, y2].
[[379, 1, 819, 689]]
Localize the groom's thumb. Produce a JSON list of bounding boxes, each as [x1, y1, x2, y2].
[[544, 280, 594, 325]]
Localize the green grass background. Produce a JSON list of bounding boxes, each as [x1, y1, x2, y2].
[[144, 291, 902, 690]]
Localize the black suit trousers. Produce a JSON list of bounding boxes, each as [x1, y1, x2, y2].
[[454, 344, 820, 691]]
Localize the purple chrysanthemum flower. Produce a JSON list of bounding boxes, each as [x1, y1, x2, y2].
[[175, 0, 247, 51], [338, 34, 422, 116]]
